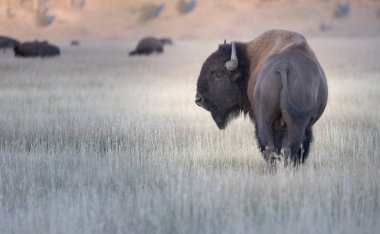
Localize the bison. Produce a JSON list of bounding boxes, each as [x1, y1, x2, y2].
[[129, 37, 172, 56], [70, 40, 80, 46], [0, 36, 20, 51], [195, 29, 328, 165], [14, 41, 60, 57]]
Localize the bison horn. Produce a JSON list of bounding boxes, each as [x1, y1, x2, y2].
[[225, 42, 238, 71]]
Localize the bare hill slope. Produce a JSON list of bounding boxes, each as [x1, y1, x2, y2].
[[1, 0, 380, 41]]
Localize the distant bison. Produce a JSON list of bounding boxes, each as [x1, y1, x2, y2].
[[0, 36, 20, 50], [70, 40, 80, 46], [14, 41, 60, 57], [129, 37, 173, 56], [195, 30, 328, 165]]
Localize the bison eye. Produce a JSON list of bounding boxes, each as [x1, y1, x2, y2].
[[215, 71, 224, 79]]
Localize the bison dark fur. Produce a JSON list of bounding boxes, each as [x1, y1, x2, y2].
[[14, 41, 60, 57], [0, 36, 20, 50], [129, 37, 172, 56], [71, 40, 80, 46], [195, 29, 328, 166]]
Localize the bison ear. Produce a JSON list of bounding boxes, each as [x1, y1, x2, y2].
[[218, 39, 227, 49], [231, 72, 241, 82]]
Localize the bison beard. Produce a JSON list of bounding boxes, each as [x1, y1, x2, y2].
[[195, 30, 328, 166], [196, 89, 244, 130], [211, 107, 242, 130]]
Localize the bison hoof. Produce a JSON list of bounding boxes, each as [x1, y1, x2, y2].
[[281, 148, 291, 167], [269, 152, 281, 164], [263, 145, 275, 161]]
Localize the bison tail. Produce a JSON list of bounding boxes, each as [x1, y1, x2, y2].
[[278, 63, 312, 120]]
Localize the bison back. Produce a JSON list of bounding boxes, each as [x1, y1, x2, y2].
[[132, 37, 163, 55], [14, 42, 38, 57], [14, 41, 60, 57], [37, 44, 60, 57]]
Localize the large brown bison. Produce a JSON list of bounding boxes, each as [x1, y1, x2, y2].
[[129, 37, 172, 56], [14, 41, 60, 57], [195, 29, 328, 165]]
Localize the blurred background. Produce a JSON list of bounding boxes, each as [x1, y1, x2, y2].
[[1, 2, 380, 234], [1, 0, 380, 42]]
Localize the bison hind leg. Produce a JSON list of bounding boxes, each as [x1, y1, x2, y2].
[[280, 119, 310, 166], [273, 118, 286, 154], [298, 128, 313, 163], [256, 120, 280, 164]]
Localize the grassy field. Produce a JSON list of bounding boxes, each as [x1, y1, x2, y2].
[[0, 38, 379, 234]]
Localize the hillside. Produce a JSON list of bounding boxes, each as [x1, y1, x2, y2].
[[1, 0, 380, 42]]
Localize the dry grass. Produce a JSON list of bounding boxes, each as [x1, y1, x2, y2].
[[0, 38, 379, 234]]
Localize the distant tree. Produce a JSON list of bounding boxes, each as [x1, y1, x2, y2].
[[333, 2, 350, 18], [177, 0, 196, 15], [319, 21, 332, 31], [69, 0, 85, 9], [139, 3, 165, 22], [35, 4, 55, 27], [5, 2, 15, 19]]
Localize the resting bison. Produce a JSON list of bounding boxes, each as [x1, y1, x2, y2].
[[70, 40, 80, 46], [195, 29, 328, 165], [129, 37, 172, 56], [14, 41, 60, 57], [0, 36, 20, 50]]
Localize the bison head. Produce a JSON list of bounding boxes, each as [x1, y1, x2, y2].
[[195, 41, 247, 129]]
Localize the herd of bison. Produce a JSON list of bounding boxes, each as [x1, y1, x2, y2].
[[1, 30, 328, 166], [0, 35, 172, 57]]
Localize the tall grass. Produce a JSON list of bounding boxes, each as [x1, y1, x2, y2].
[[0, 39, 379, 234]]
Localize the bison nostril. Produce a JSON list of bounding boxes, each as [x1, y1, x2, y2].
[[195, 94, 204, 106]]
